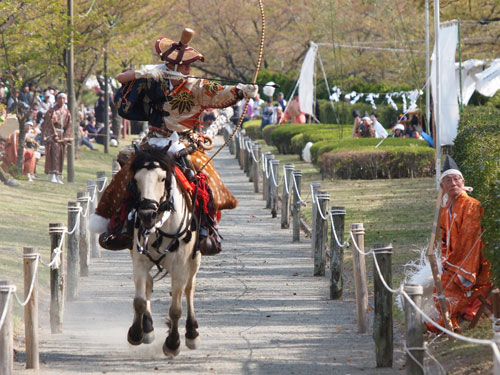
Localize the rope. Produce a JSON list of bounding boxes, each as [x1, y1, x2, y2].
[[291, 173, 308, 206], [96, 176, 108, 193], [349, 230, 371, 256], [283, 166, 291, 195], [249, 144, 260, 163], [88, 184, 97, 203], [42, 226, 67, 269], [328, 210, 348, 248], [269, 162, 282, 188], [315, 196, 329, 220], [77, 195, 91, 218], [0, 285, 15, 331], [198, 0, 265, 172], [264, 157, 271, 178], [403, 342, 425, 372], [13, 254, 40, 307]]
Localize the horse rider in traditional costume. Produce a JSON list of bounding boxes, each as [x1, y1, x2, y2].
[[427, 155, 492, 333], [89, 27, 258, 254]]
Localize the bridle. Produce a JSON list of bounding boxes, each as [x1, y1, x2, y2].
[[133, 161, 195, 276]]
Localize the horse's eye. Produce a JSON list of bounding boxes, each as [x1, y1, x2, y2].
[[161, 177, 166, 182]]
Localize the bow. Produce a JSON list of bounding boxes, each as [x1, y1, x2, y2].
[[200, 0, 265, 171]]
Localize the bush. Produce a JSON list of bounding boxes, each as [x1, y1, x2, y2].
[[318, 147, 435, 179], [243, 120, 261, 139], [262, 124, 278, 145], [452, 106, 500, 284], [269, 123, 345, 154], [310, 137, 431, 164]]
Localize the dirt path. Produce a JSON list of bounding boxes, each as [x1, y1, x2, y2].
[[14, 136, 405, 374]]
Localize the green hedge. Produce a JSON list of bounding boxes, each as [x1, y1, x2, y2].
[[262, 124, 278, 145], [317, 100, 400, 129], [310, 137, 431, 164], [243, 120, 262, 139], [319, 147, 435, 179], [269, 124, 345, 154], [452, 106, 500, 285]]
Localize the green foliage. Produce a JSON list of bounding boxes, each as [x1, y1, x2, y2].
[[318, 146, 434, 180], [452, 106, 500, 285], [269, 124, 341, 154], [317, 99, 400, 128], [310, 137, 431, 163], [262, 124, 278, 145], [256, 70, 297, 101], [243, 120, 261, 139]]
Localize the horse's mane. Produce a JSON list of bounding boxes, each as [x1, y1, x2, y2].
[[131, 145, 175, 173]]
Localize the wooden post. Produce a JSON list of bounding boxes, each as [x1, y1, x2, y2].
[[252, 144, 261, 193], [292, 170, 302, 243], [270, 159, 279, 218], [248, 141, 254, 182], [23, 247, 39, 369], [373, 243, 393, 368], [77, 192, 90, 277], [87, 179, 100, 258], [351, 223, 369, 333], [493, 319, 500, 375], [96, 171, 107, 202], [262, 152, 272, 202], [234, 131, 240, 161], [66, 201, 80, 301], [492, 289, 500, 318], [244, 137, 251, 177], [310, 181, 321, 257], [330, 206, 345, 299], [313, 192, 329, 276], [0, 280, 13, 375], [227, 125, 235, 155], [281, 164, 294, 229], [404, 284, 424, 375], [265, 154, 274, 209], [49, 223, 64, 334], [239, 133, 245, 169]]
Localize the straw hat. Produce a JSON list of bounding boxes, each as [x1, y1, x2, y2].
[[154, 28, 204, 65]]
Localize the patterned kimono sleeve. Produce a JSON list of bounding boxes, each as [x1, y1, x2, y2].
[[194, 80, 243, 109], [41, 109, 54, 140]]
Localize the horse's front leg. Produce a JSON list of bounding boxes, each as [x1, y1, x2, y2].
[[163, 277, 184, 358], [185, 253, 201, 350], [128, 254, 153, 345]]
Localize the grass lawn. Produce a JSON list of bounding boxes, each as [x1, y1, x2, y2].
[[0, 141, 122, 330]]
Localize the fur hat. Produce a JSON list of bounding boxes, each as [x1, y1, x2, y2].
[[155, 28, 204, 65]]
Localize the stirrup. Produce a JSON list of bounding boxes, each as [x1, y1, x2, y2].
[[99, 232, 133, 251]]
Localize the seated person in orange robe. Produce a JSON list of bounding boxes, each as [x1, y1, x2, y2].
[[427, 156, 491, 332]]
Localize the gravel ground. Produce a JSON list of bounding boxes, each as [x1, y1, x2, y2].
[[14, 136, 405, 374]]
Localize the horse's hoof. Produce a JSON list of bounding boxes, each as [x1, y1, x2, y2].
[[162, 341, 180, 358], [185, 334, 200, 350], [142, 330, 155, 344], [127, 327, 143, 346]]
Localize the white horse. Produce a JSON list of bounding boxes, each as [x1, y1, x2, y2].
[[127, 145, 201, 358]]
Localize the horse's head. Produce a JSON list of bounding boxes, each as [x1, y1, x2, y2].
[[132, 145, 174, 230]]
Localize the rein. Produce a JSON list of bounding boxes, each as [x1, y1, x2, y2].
[[135, 165, 201, 276]]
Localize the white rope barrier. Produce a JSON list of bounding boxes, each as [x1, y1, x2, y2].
[[403, 342, 426, 373], [283, 166, 290, 195], [264, 157, 270, 179], [328, 210, 349, 248], [88, 184, 97, 203], [315, 196, 329, 220], [269, 162, 283, 188], [77, 196, 91, 218], [96, 177, 108, 193], [291, 173, 308, 206], [311, 184, 317, 204], [66, 206, 82, 235], [249, 144, 261, 163], [0, 285, 15, 331], [12, 254, 40, 307]]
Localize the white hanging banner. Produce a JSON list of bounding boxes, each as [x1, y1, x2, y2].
[[298, 41, 318, 117], [475, 60, 500, 97], [431, 24, 459, 146]]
